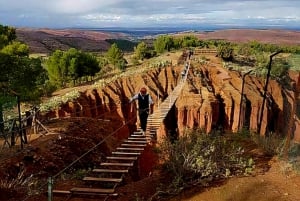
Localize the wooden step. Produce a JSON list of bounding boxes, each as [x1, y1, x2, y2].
[[124, 140, 147, 144], [70, 187, 115, 194], [93, 169, 128, 173], [130, 135, 152, 139], [133, 131, 143, 134], [121, 143, 146, 147], [83, 177, 122, 182], [128, 137, 147, 140], [112, 151, 141, 155], [116, 147, 144, 151], [148, 119, 161, 122], [106, 156, 138, 160], [52, 190, 71, 194], [148, 122, 161, 124], [129, 135, 145, 138], [100, 162, 133, 167]]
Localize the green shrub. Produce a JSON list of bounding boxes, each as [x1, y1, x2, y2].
[[251, 133, 285, 156], [285, 143, 300, 173], [158, 129, 254, 193], [39, 90, 80, 112], [71, 168, 90, 180]]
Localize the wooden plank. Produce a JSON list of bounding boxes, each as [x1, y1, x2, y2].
[[93, 169, 128, 173], [100, 162, 133, 167], [70, 187, 115, 194], [128, 137, 147, 140], [131, 134, 143, 137], [83, 177, 122, 182], [147, 123, 161, 125], [106, 156, 138, 160], [128, 137, 146, 140], [116, 147, 144, 151], [123, 140, 147, 144], [52, 190, 71, 194], [112, 151, 141, 155], [121, 143, 146, 147]]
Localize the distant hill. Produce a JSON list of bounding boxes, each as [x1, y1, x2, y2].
[[16, 28, 131, 54], [192, 29, 300, 46], [16, 28, 300, 54]]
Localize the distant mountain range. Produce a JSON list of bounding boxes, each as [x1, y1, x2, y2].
[[16, 27, 300, 54]]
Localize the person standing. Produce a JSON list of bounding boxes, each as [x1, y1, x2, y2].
[[129, 87, 154, 134]]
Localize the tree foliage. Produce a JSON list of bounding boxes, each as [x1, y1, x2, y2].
[[105, 39, 137, 52], [46, 48, 100, 87], [106, 43, 127, 70], [0, 25, 16, 49], [270, 57, 290, 82], [181, 35, 199, 48], [152, 35, 207, 55], [217, 42, 234, 61], [1, 41, 29, 56], [134, 41, 148, 60], [154, 35, 173, 54], [0, 25, 46, 102], [0, 28, 46, 131]]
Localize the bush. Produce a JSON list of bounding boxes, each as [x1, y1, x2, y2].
[[39, 90, 80, 112], [282, 142, 300, 173], [251, 133, 285, 156], [158, 129, 254, 193]]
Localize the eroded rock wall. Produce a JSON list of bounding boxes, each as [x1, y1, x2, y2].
[[45, 54, 300, 142], [45, 65, 183, 136], [175, 55, 300, 142]]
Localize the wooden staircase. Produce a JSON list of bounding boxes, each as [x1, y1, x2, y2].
[[145, 61, 190, 140], [53, 129, 147, 199]]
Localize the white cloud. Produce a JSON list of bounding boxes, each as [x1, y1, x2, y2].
[[82, 14, 122, 22], [0, 0, 299, 28]]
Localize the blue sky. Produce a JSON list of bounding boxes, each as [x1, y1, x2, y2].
[[0, 0, 299, 29]]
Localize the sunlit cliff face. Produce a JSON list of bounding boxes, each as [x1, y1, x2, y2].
[[44, 54, 300, 142]]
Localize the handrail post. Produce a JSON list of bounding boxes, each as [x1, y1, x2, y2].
[[258, 50, 282, 134], [17, 95, 23, 149], [157, 88, 160, 108], [48, 177, 53, 201]]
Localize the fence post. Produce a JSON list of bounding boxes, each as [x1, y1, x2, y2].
[[48, 177, 53, 201], [33, 107, 37, 134], [17, 95, 23, 149], [157, 89, 160, 108]]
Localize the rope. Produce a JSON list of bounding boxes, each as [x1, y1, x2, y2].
[[52, 115, 136, 179], [20, 114, 137, 201]]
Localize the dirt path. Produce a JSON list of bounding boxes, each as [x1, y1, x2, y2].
[[165, 158, 300, 201]]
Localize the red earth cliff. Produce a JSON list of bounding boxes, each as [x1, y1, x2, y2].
[[44, 52, 300, 142]]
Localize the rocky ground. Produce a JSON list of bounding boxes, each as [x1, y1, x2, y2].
[[1, 38, 300, 200], [0, 117, 126, 201], [1, 118, 300, 201]]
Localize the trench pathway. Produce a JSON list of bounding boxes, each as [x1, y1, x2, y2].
[[52, 61, 190, 200]]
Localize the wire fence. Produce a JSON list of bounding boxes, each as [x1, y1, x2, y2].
[[0, 99, 135, 149], [7, 102, 138, 201]]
